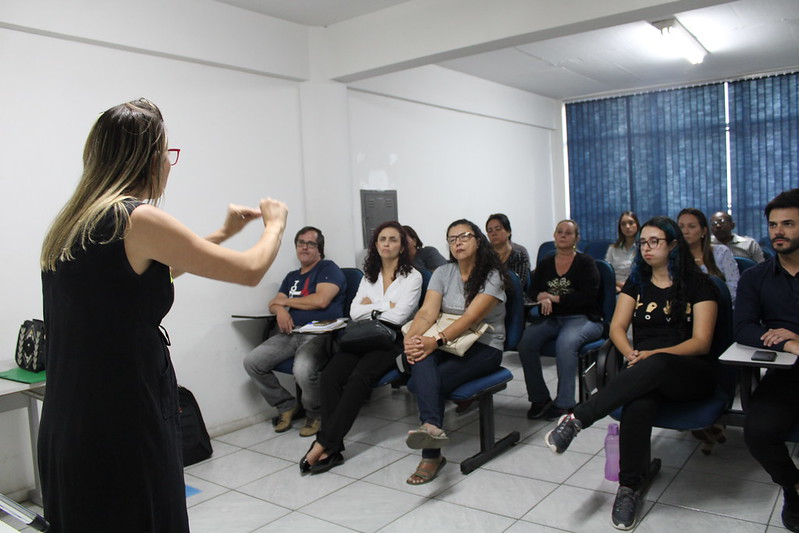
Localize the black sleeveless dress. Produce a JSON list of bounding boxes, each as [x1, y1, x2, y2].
[[39, 202, 189, 533]]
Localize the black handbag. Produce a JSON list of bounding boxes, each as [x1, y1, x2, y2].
[[15, 319, 46, 372], [178, 386, 213, 466], [339, 310, 398, 354]]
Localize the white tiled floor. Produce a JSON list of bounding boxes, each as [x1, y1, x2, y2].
[[3, 353, 797, 532]]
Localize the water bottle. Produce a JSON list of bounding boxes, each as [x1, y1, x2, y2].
[[605, 423, 620, 481]]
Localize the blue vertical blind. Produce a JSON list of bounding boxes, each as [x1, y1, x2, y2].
[[567, 72, 798, 242], [729, 73, 799, 238], [566, 97, 631, 241]]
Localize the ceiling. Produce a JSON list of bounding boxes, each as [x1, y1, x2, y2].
[[216, 0, 414, 27], [215, 0, 799, 101]]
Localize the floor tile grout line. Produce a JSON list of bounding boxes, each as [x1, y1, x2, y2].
[[646, 499, 776, 526]]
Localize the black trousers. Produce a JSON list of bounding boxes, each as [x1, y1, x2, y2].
[[316, 347, 399, 453], [574, 353, 715, 490], [744, 365, 799, 489]]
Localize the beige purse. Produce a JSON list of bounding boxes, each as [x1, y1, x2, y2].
[[401, 312, 491, 356]]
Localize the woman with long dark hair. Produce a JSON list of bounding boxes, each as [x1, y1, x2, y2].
[[544, 216, 719, 530], [39, 99, 287, 532], [486, 213, 531, 292], [605, 211, 640, 292], [300, 221, 422, 474], [401, 219, 507, 485], [678, 207, 739, 305]]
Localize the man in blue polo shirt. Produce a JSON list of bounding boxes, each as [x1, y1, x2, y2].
[[243, 226, 346, 437], [736, 189, 799, 532]]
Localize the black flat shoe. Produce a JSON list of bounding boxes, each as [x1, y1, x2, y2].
[[309, 452, 344, 474], [299, 441, 316, 474]]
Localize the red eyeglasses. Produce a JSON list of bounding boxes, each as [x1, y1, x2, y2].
[[167, 148, 181, 166]]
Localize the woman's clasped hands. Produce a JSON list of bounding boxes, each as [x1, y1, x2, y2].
[[624, 349, 654, 367], [404, 334, 434, 364], [536, 291, 559, 316]]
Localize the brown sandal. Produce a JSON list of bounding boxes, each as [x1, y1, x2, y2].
[[406, 425, 449, 449], [406, 457, 447, 485]]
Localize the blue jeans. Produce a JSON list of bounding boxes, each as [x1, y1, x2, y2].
[[518, 314, 603, 409], [407, 342, 502, 458]]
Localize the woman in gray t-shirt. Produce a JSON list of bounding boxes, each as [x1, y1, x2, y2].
[[401, 219, 507, 485]]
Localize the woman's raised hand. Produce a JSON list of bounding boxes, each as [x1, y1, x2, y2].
[[220, 203, 261, 237], [260, 197, 288, 230]]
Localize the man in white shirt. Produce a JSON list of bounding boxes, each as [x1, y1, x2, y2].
[[710, 211, 765, 262]]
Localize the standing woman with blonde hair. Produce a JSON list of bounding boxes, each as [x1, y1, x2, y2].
[[39, 99, 288, 532]]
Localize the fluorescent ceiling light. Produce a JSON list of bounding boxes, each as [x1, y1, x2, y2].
[[651, 18, 708, 65]]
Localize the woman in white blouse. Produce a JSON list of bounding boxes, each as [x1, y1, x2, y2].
[[605, 211, 640, 292], [678, 208, 739, 305], [300, 221, 422, 474]]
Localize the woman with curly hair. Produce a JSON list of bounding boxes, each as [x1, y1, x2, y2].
[[544, 216, 719, 530], [401, 219, 507, 485], [300, 221, 422, 474]]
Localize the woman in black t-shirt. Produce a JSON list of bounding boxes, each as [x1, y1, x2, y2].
[[543, 216, 719, 530], [519, 219, 603, 421]]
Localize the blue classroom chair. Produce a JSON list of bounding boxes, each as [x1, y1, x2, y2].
[[734, 256, 757, 275], [584, 239, 613, 260], [375, 270, 525, 474]]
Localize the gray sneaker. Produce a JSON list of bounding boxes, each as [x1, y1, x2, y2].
[[611, 486, 639, 530], [544, 413, 582, 454]]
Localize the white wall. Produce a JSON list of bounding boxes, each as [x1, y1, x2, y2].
[[347, 66, 561, 255], [1, 0, 310, 80], [0, 26, 307, 496]]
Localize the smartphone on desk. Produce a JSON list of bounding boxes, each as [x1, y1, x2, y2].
[[751, 350, 777, 362]]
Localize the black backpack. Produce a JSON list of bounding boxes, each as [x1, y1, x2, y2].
[[178, 386, 213, 466]]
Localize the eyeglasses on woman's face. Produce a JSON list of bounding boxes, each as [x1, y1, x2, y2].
[[447, 232, 475, 245], [167, 148, 180, 166], [638, 237, 668, 249]]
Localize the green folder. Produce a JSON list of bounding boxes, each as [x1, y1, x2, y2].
[[0, 367, 46, 384]]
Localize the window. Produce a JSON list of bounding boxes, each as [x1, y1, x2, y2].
[[567, 72, 798, 242]]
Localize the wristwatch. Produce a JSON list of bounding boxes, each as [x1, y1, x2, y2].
[[434, 333, 445, 347]]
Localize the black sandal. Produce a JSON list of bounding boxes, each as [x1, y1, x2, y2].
[[299, 441, 316, 474]]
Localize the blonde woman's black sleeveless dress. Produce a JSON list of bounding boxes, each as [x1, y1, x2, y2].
[[39, 202, 188, 533]]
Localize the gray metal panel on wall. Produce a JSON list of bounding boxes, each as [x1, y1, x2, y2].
[[360, 190, 398, 248]]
